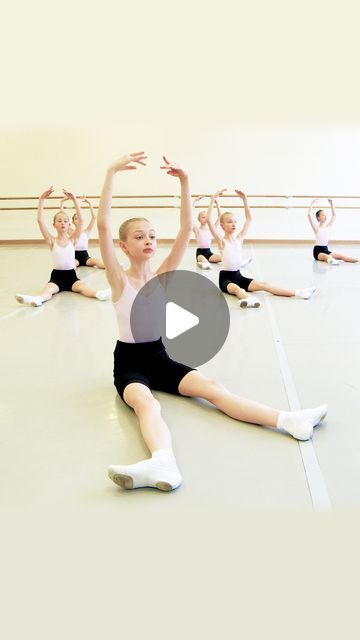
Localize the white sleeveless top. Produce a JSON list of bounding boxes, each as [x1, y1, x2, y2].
[[52, 241, 75, 270], [75, 231, 88, 251], [113, 277, 164, 343], [197, 226, 212, 248], [315, 225, 329, 246], [221, 238, 243, 270]]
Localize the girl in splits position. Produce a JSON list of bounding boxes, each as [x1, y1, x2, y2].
[[193, 191, 224, 269], [207, 190, 317, 308], [193, 192, 252, 270], [15, 188, 110, 307], [97, 151, 327, 492], [307, 198, 359, 265], [65, 197, 105, 269]]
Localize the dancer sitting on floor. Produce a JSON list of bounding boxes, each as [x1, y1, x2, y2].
[[207, 189, 317, 308], [64, 196, 105, 269], [193, 192, 252, 270], [307, 198, 359, 265], [15, 187, 110, 307], [96, 151, 327, 492]]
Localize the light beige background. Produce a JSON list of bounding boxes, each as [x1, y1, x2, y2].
[[2, 2, 360, 638]]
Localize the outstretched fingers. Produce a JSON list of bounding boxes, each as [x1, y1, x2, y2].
[[40, 186, 54, 200]]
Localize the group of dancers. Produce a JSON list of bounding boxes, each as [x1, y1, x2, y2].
[[15, 188, 109, 307], [14, 152, 359, 491]]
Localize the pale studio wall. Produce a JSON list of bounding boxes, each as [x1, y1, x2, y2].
[[1, 0, 360, 241], [1, 126, 360, 240]]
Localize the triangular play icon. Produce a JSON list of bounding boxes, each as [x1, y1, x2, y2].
[[166, 301, 199, 340]]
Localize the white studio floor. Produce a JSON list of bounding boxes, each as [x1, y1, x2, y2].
[[1, 241, 360, 513]]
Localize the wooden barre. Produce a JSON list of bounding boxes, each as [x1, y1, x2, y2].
[[3, 205, 360, 212]]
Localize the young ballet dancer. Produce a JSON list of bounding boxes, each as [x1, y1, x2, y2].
[[65, 197, 105, 269], [97, 151, 327, 492], [15, 188, 111, 307], [193, 192, 223, 269], [307, 198, 359, 265], [193, 193, 252, 270], [207, 190, 317, 308]]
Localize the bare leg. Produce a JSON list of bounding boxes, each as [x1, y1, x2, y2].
[[86, 257, 105, 269], [227, 282, 248, 301], [38, 282, 60, 301], [15, 282, 59, 305], [108, 383, 181, 491], [123, 383, 173, 453], [330, 252, 358, 263], [197, 254, 212, 268], [74, 259, 80, 267], [209, 254, 222, 263], [179, 371, 279, 428], [248, 279, 295, 297], [72, 280, 110, 300], [178, 371, 327, 440], [71, 280, 98, 298], [316, 253, 330, 262]]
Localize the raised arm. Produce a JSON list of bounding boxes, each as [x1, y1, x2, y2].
[[37, 187, 55, 246], [235, 189, 251, 238], [82, 198, 97, 234], [326, 198, 336, 227], [307, 198, 320, 233], [206, 192, 224, 250], [62, 190, 84, 244], [97, 152, 147, 297], [192, 195, 204, 238], [59, 195, 69, 212], [156, 157, 193, 275], [214, 198, 222, 227]]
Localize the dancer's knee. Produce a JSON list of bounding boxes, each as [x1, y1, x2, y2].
[[202, 378, 227, 402]]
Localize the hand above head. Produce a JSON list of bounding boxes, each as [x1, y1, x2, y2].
[[310, 198, 321, 206], [62, 189, 78, 202], [327, 198, 333, 205], [234, 189, 246, 199], [60, 195, 70, 210], [160, 156, 188, 179], [213, 188, 227, 199], [109, 152, 147, 173], [193, 195, 205, 203], [39, 186, 54, 201]]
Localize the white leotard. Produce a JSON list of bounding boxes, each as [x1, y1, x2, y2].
[[75, 231, 88, 251], [52, 241, 75, 270], [315, 225, 330, 246], [113, 277, 164, 343], [197, 226, 212, 248], [221, 238, 243, 270]]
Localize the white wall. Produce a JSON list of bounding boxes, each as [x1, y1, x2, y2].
[[1, 0, 360, 240]]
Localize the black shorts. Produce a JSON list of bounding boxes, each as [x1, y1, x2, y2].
[[313, 245, 331, 260], [75, 250, 90, 266], [196, 248, 213, 260], [49, 269, 79, 292], [219, 269, 253, 293], [113, 338, 195, 400]]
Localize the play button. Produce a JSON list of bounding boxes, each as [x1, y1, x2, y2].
[[130, 270, 230, 368], [166, 302, 199, 339]]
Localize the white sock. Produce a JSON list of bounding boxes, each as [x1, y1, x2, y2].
[[95, 288, 111, 301], [327, 257, 340, 265], [108, 449, 182, 491], [277, 404, 327, 440], [197, 261, 212, 270], [239, 296, 261, 308], [240, 257, 252, 268], [15, 294, 43, 307], [295, 286, 317, 300]]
